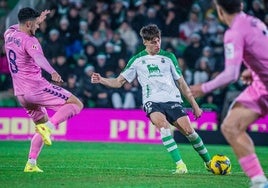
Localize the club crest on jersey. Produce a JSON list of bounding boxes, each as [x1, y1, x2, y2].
[[161, 58, 165, 63], [142, 60, 146, 64], [32, 44, 38, 50]]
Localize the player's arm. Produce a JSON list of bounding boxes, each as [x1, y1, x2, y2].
[[202, 64, 241, 93], [91, 73, 127, 88], [25, 38, 63, 82], [177, 77, 202, 119], [33, 54, 63, 82]]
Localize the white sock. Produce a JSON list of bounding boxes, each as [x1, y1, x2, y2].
[[176, 160, 184, 165], [252, 175, 267, 183], [45, 121, 55, 130], [28, 158, 36, 165]]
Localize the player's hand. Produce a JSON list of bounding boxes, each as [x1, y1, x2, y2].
[[240, 69, 252, 85], [193, 107, 203, 120], [190, 84, 205, 98], [91, 72, 102, 84], [51, 72, 63, 83], [36, 9, 50, 25]]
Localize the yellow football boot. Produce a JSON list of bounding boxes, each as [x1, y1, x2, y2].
[[36, 124, 52, 146]]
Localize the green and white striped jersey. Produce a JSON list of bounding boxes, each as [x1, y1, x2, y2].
[[121, 49, 183, 105]]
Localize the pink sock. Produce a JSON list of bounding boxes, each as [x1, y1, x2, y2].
[[29, 133, 44, 159], [239, 153, 264, 178], [50, 103, 81, 125]]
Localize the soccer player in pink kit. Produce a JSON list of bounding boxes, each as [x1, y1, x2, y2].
[[4, 7, 83, 172], [191, 0, 268, 187]]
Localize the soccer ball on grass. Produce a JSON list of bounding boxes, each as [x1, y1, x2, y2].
[[210, 154, 231, 175]]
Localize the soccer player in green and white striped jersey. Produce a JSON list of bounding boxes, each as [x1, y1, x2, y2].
[[91, 24, 212, 174]]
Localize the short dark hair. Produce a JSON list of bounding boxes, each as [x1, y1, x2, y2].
[[139, 24, 161, 41], [18, 7, 40, 23], [214, 0, 241, 14]]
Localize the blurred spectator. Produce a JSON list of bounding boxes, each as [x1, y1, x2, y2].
[[0, 0, 9, 18], [96, 19, 113, 43], [94, 53, 109, 76], [93, 68, 113, 108], [80, 65, 96, 107], [115, 58, 127, 76], [182, 33, 203, 71], [45, 3, 60, 30], [200, 46, 216, 72], [178, 57, 193, 85], [193, 56, 211, 84], [79, 20, 90, 44], [117, 20, 139, 56], [86, 9, 99, 32], [58, 16, 72, 46], [144, 7, 164, 30], [87, 30, 106, 49], [110, 0, 127, 30], [43, 29, 66, 64], [103, 42, 120, 71], [35, 20, 49, 42], [56, 0, 70, 16], [204, 13, 219, 36], [73, 54, 88, 81], [111, 82, 136, 109], [162, 8, 180, 39], [248, 0, 265, 20], [67, 4, 82, 40], [110, 30, 127, 59], [63, 74, 83, 100], [197, 21, 213, 47], [52, 52, 72, 82], [179, 10, 202, 45], [128, 4, 146, 34], [84, 42, 97, 66]]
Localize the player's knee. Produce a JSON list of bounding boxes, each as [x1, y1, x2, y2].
[[221, 122, 235, 138], [68, 95, 84, 111], [76, 99, 84, 111]]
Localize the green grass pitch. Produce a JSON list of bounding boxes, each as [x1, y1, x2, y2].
[[0, 141, 267, 188]]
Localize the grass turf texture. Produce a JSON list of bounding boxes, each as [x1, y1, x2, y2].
[[0, 141, 267, 188]]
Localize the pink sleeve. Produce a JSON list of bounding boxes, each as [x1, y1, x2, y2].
[[32, 54, 56, 74], [201, 64, 241, 93], [202, 29, 244, 93], [25, 37, 55, 74]]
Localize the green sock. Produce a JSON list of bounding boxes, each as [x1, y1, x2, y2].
[[186, 132, 211, 163], [160, 128, 182, 163]]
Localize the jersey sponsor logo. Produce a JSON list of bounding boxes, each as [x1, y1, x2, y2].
[[147, 64, 160, 74], [224, 43, 234, 59]]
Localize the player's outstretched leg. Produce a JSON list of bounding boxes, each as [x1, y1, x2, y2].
[[186, 131, 211, 171], [160, 128, 188, 174], [50, 103, 82, 127], [24, 133, 44, 172]]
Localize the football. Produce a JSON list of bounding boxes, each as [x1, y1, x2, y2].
[[210, 154, 231, 175]]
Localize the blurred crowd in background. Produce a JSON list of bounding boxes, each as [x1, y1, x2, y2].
[[1, 0, 268, 122]]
